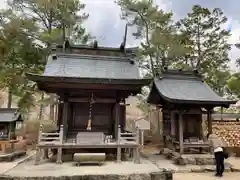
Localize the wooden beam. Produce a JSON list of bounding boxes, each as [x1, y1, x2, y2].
[[42, 83, 142, 91], [69, 90, 117, 97], [68, 97, 116, 103], [179, 112, 184, 154]]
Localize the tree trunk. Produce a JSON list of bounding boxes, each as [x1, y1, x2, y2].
[[7, 87, 12, 108], [195, 16, 202, 69], [62, 23, 66, 42]]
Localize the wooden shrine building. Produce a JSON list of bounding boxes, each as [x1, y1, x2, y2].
[[147, 69, 236, 154], [0, 108, 23, 154], [27, 41, 150, 164], [0, 108, 23, 140]]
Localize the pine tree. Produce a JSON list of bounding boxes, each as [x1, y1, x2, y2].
[[117, 0, 189, 77], [177, 5, 231, 82]]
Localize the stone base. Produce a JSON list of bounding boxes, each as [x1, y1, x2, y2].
[[0, 171, 173, 180], [161, 148, 214, 165]]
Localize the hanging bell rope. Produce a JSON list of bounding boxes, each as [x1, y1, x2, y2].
[[87, 93, 94, 130]]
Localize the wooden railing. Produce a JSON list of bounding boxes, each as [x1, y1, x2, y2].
[[117, 125, 140, 163], [118, 125, 140, 144], [38, 125, 64, 144]]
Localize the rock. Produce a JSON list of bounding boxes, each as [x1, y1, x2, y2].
[[151, 171, 173, 180], [171, 152, 180, 158], [191, 167, 204, 173], [172, 156, 186, 166], [185, 157, 196, 165], [178, 157, 186, 166], [195, 157, 214, 165]]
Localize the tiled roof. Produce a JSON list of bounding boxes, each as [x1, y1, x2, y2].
[[148, 70, 235, 106], [213, 121, 240, 147], [0, 108, 21, 122], [43, 53, 140, 80]]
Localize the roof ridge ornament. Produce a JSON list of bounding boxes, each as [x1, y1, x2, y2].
[[63, 39, 70, 52], [93, 40, 98, 48], [120, 24, 128, 52]]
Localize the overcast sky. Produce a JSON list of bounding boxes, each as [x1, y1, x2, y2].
[[0, 0, 239, 71]]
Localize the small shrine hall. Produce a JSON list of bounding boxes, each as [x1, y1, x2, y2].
[[147, 69, 236, 154]]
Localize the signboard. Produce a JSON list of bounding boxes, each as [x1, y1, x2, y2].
[[135, 119, 150, 130]]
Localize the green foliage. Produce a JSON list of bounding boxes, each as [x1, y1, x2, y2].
[[0, 9, 45, 113], [177, 5, 231, 76], [117, 0, 189, 77], [8, 0, 91, 44], [176, 5, 236, 101], [228, 73, 240, 98], [205, 70, 231, 96], [0, 0, 91, 116], [117, 2, 237, 112]]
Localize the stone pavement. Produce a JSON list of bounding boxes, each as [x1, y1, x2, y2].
[[2, 150, 240, 178], [141, 151, 240, 173], [4, 157, 161, 177], [174, 172, 240, 180], [0, 151, 35, 175]]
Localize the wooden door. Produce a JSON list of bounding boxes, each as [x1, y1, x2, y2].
[[72, 103, 89, 131], [72, 102, 113, 132]]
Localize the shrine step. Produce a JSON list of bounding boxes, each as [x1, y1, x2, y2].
[[73, 153, 106, 165]]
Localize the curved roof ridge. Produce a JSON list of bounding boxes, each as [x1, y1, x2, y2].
[[55, 53, 134, 62]]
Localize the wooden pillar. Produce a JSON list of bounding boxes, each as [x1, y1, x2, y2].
[[117, 125, 121, 163], [121, 100, 126, 132], [134, 125, 140, 164], [141, 130, 144, 146], [57, 103, 63, 127], [156, 106, 163, 147], [54, 99, 59, 124], [178, 112, 184, 154], [170, 111, 175, 137], [114, 103, 120, 140], [62, 100, 69, 141], [56, 125, 64, 164], [8, 123, 13, 140], [207, 109, 212, 134], [56, 147, 63, 164], [199, 117, 203, 140]]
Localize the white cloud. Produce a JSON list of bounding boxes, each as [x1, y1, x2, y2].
[[226, 18, 240, 72], [82, 0, 124, 46], [0, 0, 7, 9]]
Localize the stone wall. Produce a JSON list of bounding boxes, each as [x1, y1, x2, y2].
[[161, 148, 214, 165], [0, 172, 173, 180]]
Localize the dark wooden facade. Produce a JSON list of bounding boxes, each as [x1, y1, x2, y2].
[[148, 69, 236, 154], [27, 43, 150, 143]]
